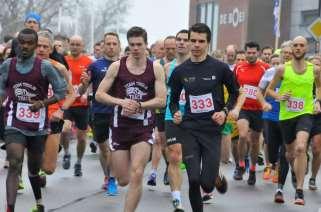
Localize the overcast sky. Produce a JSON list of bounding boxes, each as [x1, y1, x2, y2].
[[121, 0, 190, 46]]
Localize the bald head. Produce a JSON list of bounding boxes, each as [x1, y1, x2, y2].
[[292, 36, 308, 60], [152, 39, 165, 59], [225, 44, 236, 65], [70, 35, 84, 57]]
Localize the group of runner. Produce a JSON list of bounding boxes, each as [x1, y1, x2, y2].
[[1, 11, 321, 212]]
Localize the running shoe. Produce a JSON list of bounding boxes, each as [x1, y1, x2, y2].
[[17, 176, 24, 190], [202, 193, 213, 204], [309, 178, 317, 190], [215, 173, 228, 194], [257, 153, 264, 166], [107, 177, 118, 196], [163, 168, 170, 185], [263, 166, 271, 180], [62, 154, 71, 170], [147, 173, 157, 186], [172, 199, 184, 212], [39, 170, 47, 188], [294, 189, 304, 205], [274, 189, 284, 203], [74, 163, 82, 177], [247, 170, 256, 185], [89, 141, 97, 153], [101, 176, 109, 190], [233, 166, 245, 180], [30, 204, 44, 212], [271, 168, 279, 183]]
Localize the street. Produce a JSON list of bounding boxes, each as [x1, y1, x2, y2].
[[1, 139, 321, 212]]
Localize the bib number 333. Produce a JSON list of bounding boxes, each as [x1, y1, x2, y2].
[[189, 93, 214, 113]]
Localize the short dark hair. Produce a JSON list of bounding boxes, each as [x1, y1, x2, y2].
[[244, 41, 260, 51], [176, 29, 189, 38], [164, 35, 176, 42], [262, 46, 273, 52], [18, 28, 38, 43], [236, 50, 245, 55], [104, 32, 120, 44], [127, 26, 148, 44], [189, 23, 211, 42]]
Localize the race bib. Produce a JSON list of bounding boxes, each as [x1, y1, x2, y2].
[[189, 93, 214, 113], [286, 97, 305, 112], [243, 84, 258, 99], [16, 102, 46, 123], [179, 90, 186, 105], [121, 109, 145, 120]]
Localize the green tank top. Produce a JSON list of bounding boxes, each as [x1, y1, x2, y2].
[[279, 61, 314, 120]]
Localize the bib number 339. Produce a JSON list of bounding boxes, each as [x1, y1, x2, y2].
[[189, 93, 214, 113], [16, 102, 46, 123]]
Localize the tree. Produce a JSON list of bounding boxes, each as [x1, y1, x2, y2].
[[0, 0, 130, 52]]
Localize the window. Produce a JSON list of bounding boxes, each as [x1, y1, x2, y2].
[[301, 10, 319, 26]]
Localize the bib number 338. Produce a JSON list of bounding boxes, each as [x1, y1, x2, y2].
[[189, 93, 214, 113]]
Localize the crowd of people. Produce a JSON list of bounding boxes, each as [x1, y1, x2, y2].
[[1, 11, 321, 212]]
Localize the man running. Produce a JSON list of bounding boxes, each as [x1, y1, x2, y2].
[[169, 23, 238, 212], [61, 35, 92, 177], [79, 32, 121, 195], [267, 36, 321, 205], [95, 26, 166, 212], [0, 28, 66, 212]]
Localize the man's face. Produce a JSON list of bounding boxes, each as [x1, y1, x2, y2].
[[104, 35, 120, 59], [153, 42, 165, 59], [261, 48, 273, 63], [54, 40, 64, 54], [24, 19, 40, 32], [94, 44, 102, 58], [176, 33, 190, 55], [18, 33, 37, 59], [69, 38, 83, 57], [189, 32, 209, 59], [270, 57, 281, 67], [36, 36, 52, 59], [226, 50, 235, 65], [128, 36, 147, 59], [281, 46, 292, 62], [311, 58, 321, 68], [292, 39, 307, 60], [164, 38, 176, 61], [236, 53, 246, 63], [245, 47, 258, 64]]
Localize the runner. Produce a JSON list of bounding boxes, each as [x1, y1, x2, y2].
[[164, 29, 190, 211], [78, 32, 121, 195], [61, 35, 92, 177], [169, 23, 238, 212], [0, 28, 66, 212], [95, 26, 166, 212], [266, 36, 321, 205], [261, 46, 273, 64], [148, 35, 176, 187]]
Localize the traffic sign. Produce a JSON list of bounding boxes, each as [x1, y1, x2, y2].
[[308, 17, 321, 41]]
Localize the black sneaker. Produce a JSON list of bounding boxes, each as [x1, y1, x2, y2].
[[294, 189, 304, 205], [233, 166, 245, 181], [74, 163, 82, 177], [247, 170, 256, 185], [163, 168, 170, 186], [274, 189, 284, 203], [291, 171, 297, 189], [309, 178, 317, 190], [89, 142, 97, 153], [62, 154, 71, 170], [147, 173, 157, 186], [202, 193, 213, 204], [172, 199, 184, 211], [257, 153, 264, 166]]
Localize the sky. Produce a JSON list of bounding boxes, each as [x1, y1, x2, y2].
[[121, 0, 190, 46]]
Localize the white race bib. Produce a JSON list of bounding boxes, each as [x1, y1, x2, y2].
[[189, 93, 214, 113], [121, 109, 145, 120], [286, 97, 305, 112], [16, 102, 46, 123], [179, 90, 186, 105], [243, 84, 258, 99]]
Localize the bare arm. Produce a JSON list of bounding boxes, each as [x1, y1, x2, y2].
[[140, 62, 166, 109], [314, 64, 321, 100], [266, 65, 286, 101]]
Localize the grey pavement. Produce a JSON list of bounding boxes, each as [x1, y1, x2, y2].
[[1, 139, 321, 212]]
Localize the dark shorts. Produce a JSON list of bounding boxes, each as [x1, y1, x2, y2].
[[279, 114, 313, 144], [63, 106, 89, 130], [92, 113, 111, 143], [311, 113, 321, 137], [238, 109, 263, 132], [165, 121, 183, 146], [49, 119, 64, 134], [110, 126, 154, 151], [155, 113, 165, 132], [4, 129, 46, 154]]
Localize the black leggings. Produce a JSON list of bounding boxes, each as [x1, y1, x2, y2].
[[181, 130, 221, 212], [263, 120, 283, 165]]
